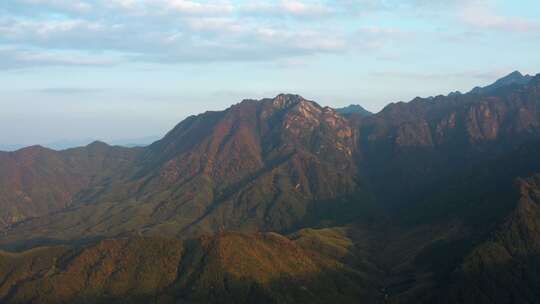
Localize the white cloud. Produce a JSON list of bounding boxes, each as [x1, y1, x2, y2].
[[6, 0, 531, 69], [461, 1, 540, 32], [6, 0, 93, 13], [0, 46, 120, 69], [0, 0, 360, 68], [242, 1, 333, 18], [0, 18, 105, 39], [162, 0, 234, 15], [104, 0, 234, 16]]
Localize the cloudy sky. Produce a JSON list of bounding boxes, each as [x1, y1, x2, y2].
[[1, 0, 539, 147]]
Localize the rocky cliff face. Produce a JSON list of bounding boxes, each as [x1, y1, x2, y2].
[[359, 75, 540, 207]]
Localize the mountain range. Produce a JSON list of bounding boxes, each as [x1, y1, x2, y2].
[[0, 136, 160, 152], [1, 71, 540, 303]]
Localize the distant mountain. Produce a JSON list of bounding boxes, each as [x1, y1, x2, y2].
[[447, 90, 462, 97], [0, 144, 26, 152], [43, 138, 96, 150], [109, 135, 160, 147], [0, 139, 100, 152], [0, 136, 159, 152], [1, 73, 540, 303], [335, 104, 373, 116], [470, 70, 533, 95], [0, 142, 141, 228]]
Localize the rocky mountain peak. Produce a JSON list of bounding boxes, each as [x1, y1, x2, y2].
[[494, 70, 532, 85], [257, 94, 322, 123], [470, 70, 534, 95], [508, 70, 524, 77], [266, 93, 308, 109]]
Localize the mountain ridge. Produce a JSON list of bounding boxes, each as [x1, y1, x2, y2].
[[3, 72, 540, 238], [2, 71, 540, 303], [470, 70, 535, 95]]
